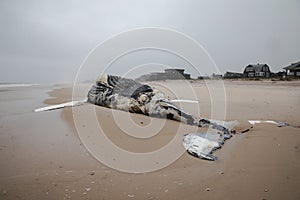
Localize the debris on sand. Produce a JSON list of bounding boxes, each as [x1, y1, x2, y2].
[[128, 194, 135, 198], [90, 172, 95, 176], [248, 120, 299, 128]]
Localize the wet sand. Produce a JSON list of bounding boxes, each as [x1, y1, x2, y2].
[[0, 80, 299, 200]]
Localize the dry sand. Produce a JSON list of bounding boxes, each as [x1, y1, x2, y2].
[[0, 80, 299, 200]]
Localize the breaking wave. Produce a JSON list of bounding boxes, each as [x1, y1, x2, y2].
[[0, 83, 38, 88]]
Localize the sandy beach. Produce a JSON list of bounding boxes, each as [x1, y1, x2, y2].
[[0, 80, 299, 200]]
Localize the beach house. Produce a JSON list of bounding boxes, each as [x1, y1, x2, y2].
[[137, 68, 191, 81], [224, 71, 243, 79], [283, 61, 300, 77], [243, 64, 271, 78]]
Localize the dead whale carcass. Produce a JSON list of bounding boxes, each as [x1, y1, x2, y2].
[[34, 74, 236, 161], [87, 74, 237, 161], [87, 74, 231, 134]]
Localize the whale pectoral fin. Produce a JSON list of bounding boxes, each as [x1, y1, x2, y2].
[[156, 101, 196, 125]]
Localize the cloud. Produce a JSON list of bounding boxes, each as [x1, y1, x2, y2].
[[0, 0, 299, 83]]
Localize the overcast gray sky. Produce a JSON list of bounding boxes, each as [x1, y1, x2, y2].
[[1, 0, 300, 83]]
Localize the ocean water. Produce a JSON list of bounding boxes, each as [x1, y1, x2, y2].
[[0, 84, 47, 116], [0, 83, 38, 88]]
